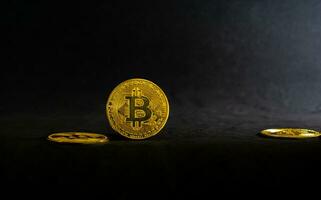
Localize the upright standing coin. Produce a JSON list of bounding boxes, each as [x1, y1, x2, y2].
[[48, 132, 109, 144], [106, 78, 169, 139], [260, 128, 321, 139]]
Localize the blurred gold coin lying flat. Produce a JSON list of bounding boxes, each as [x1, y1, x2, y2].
[[48, 132, 109, 144], [260, 128, 321, 139], [106, 78, 169, 139]]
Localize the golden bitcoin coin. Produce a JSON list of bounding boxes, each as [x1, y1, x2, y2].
[[260, 128, 321, 139], [106, 78, 169, 139], [48, 132, 109, 144]]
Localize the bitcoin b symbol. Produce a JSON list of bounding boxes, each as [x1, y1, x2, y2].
[[107, 78, 169, 139], [125, 87, 152, 129]]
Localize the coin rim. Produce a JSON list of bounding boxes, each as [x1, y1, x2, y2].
[[48, 132, 109, 144], [260, 128, 321, 139], [106, 78, 170, 140]]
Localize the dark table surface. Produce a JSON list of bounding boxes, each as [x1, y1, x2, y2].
[[2, 96, 321, 198]]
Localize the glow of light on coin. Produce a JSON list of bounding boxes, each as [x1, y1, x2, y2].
[[106, 78, 169, 140], [260, 128, 321, 139], [48, 132, 109, 144]]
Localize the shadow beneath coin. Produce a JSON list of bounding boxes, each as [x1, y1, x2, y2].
[[105, 133, 131, 141], [256, 132, 320, 140], [103, 130, 173, 142]]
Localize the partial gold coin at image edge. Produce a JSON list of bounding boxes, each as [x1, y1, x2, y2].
[[260, 128, 321, 139], [106, 78, 170, 139], [48, 132, 109, 144]]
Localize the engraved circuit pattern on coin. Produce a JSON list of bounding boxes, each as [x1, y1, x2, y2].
[[48, 132, 109, 144], [106, 78, 169, 139], [260, 128, 321, 139]]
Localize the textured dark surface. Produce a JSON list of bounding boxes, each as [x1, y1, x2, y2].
[[3, 0, 321, 197], [2, 101, 321, 197]]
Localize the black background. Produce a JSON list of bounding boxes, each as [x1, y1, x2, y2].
[[3, 0, 321, 198]]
